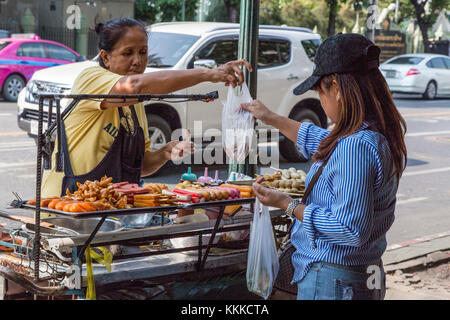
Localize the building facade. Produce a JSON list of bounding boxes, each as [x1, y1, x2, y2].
[[0, 0, 135, 58]]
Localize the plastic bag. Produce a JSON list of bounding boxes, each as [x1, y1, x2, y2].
[[222, 83, 255, 163], [246, 199, 280, 299]]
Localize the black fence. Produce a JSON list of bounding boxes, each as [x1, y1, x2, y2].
[[430, 40, 450, 56]]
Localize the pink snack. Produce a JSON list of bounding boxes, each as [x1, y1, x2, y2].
[[198, 167, 213, 184], [209, 186, 240, 198]]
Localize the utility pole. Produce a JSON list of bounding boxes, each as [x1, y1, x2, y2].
[[182, 0, 186, 21], [228, 0, 259, 178], [395, 0, 399, 24], [367, 0, 379, 42]]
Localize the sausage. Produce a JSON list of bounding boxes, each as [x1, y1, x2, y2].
[[48, 199, 61, 209], [55, 201, 71, 211], [69, 203, 87, 212], [40, 198, 56, 207], [79, 202, 96, 212], [63, 203, 74, 212]]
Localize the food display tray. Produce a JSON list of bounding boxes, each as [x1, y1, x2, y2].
[[19, 202, 180, 219], [17, 197, 256, 219]]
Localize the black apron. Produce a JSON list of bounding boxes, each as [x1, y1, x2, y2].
[[60, 105, 145, 196]]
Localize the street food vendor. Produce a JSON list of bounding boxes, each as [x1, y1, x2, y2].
[[241, 34, 407, 300], [41, 18, 251, 198]]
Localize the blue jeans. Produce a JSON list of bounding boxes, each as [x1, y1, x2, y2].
[[296, 262, 386, 300]]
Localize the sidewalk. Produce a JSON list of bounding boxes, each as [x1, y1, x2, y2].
[[382, 232, 450, 300]]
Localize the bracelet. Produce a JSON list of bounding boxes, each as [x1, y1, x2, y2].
[[285, 199, 302, 218]]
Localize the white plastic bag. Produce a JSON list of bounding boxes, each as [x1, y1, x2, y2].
[[246, 199, 280, 299], [221, 83, 255, 163]]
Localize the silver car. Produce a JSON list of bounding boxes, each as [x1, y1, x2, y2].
[[380, 53, 450, 99]]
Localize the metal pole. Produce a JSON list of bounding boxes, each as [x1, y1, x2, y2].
[[367, 0, 379, 42], [228, 0, 259, 179], [34, 97, 44, 283], [182, 0, 186, 21], [395, 0, 399, 24]]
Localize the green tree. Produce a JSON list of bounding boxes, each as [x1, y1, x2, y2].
[[378, 0, 449, 52], [135, 0, 199, 24], [260, 0, 284, 25], [407, 0, 448, 52], [279, 0, 329, 37], [326, 0, 370, 36]]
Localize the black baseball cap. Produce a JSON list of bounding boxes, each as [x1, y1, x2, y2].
[[294, 33, 381, 95]]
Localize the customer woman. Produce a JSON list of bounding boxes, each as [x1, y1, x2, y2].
[[241, 33, 407, 300], [41, 18, 251, 197]]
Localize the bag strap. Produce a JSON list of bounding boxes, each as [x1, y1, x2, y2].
[[282, 156, 330, 244], [301, 156, 330, 203]]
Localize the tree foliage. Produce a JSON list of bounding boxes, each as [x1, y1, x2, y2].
[[135, 0, 199, 24], [378, 0, 449, 52], [135, 0, 449, 49]]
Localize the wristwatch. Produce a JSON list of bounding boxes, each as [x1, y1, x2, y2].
[[285, 199, 303, 218]]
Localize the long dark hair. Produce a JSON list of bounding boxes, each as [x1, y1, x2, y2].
[[95, 18, 147, 68], [312, 68, 407, 180]]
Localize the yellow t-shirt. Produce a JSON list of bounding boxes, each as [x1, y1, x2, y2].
[[41, 66, 151, 198]]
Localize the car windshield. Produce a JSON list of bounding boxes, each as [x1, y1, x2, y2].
[[0, 41, 10, 51], [386, 56, 424, 65], [147, 32, 200, 68]]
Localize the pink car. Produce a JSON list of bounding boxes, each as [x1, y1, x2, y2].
[[0, 34, 85, 101]]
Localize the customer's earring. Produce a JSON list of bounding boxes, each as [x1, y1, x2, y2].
[[336, 92, 340, 100]]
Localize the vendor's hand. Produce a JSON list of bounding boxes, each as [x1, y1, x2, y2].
[[252, 177, 292, 210], [240, 99, 274, 125], [210, 59, 253, 88], [164, 130, 194, 162]]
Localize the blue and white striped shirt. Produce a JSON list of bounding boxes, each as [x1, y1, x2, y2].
[[291, 121, 397, 284]]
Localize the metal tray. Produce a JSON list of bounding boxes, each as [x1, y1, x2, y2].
[[225, 180, 255, 185], [23, 217, 125, 235], [19, 202, 179, 218], [18, 198, 256, 219]]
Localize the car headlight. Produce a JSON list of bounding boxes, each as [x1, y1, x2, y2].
[[25, 81, 70, 105], [25, 80, 39, 104]]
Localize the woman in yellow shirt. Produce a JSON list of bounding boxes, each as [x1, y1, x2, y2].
[[42, 18, 251, 197]]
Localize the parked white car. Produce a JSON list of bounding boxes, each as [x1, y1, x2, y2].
[[380, 53, 450, 99], [17, 22, 326, 162]]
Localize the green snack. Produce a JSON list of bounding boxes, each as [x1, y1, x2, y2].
[[181, 167, 197, 181]]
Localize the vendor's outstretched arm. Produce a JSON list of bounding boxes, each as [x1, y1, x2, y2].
[[101, 60, 252, 109]]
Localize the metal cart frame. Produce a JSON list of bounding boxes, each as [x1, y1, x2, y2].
[[0, 92, 291, 299]]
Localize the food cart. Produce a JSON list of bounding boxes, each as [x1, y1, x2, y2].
[[0, 92, 294, 300]]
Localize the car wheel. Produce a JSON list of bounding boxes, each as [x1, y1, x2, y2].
[[423, 81, 437, 100], [148, 114, 171, 152], [279, 109, 321, 162], [3, 75, 25, 102]]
